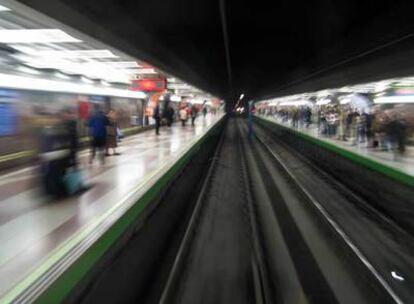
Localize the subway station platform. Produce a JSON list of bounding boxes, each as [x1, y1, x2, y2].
[[257, 115, 414, 178], [0, 114, 223, 302]]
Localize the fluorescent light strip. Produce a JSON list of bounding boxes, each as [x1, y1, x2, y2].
[[374, 95, 414, 104], [0, 29, 82, 43], [0, 73, 146, 99], [81, 76, 94, 84], [17, 65, 41, 75], [316, 99, 331, 105], [34, 50, 118, 59], [54, 72, 71, 80], [105, 61, 141, 68], [0, 5, 10, 11], [133, 68, 156, 74], [340, 98, 351, 104], [170, 95, 181, 102], [279, 100, 310, 106]]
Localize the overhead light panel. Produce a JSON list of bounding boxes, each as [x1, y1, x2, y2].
[[81, 76, 94, 84], [54, 72, 71, 80], [374, 95, 414, 104], [0, 73, 146, 99], [132, 68, 156, 74], [170, 95, 181, 102], [0, 29, 82, 43], [34, 49, 118, 59], [316, 98, 332, 105], [104, 61, 140, 68], [17, 65, 41, 75], [0, 5, 11, 11], [279, 100, 310, 106]]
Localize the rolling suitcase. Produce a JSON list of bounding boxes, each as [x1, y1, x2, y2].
[[63, 167, 84, 195]]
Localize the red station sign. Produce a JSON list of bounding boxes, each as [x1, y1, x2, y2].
[[130, 78, 166, 92]]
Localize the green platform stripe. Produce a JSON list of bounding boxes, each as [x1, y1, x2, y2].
[[34, 118, 224, 304], [256, 117, 414, 188]]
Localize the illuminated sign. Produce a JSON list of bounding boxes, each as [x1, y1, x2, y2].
[[130, 78, 166, 92]]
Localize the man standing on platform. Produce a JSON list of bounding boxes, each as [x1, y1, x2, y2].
[[153, 102, 161, 135], [190, 103, 198, 126], [88, 104, 109, 165]]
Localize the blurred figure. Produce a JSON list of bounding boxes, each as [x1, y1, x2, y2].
[[357, 111, 367, 144], [203, 101, 208, 118], [106, 109, 120, 156], [190, 103, 198, 126], [304, 107, 312, 128], [365, 110, 375, 147], [350, 110, 360, 145], [61, 108, 79, 168], [338, 108, 346, 141], [163, 94, 175, 127], [386, 113, 407, 158], [179, 106, 188, 126], [167, 103, 175, 127], [88, 104, 109, 164], [291, 108, 299, 128], [153, 102, 161, 135], [38, 118, 70, 197], [39, 108, 82, 197]]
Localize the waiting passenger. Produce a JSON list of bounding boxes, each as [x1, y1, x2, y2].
[[153, 102, 161, 135], [166, 103, 175, 127], [106, 109, 120, 156], [190, 103, 198, 126], [162, 94, 175, 127], [203, 101, 208, 118], [179, 106, 188, 126], [386, 114, 408, 157], [61, 108, 79, 168], [88, 105, 109, 164]]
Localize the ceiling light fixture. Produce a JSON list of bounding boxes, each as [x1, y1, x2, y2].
[[104, 61, 141, 68], [34, 49, 118, 59], [81, 76, 94, 84], [374, 95, 414, 104], [54, 72, 71, 80], [0, 5, 11, 11], [17, 65, 41, 75], [0, 29, 82, 43], [0, 73, 146, 98]]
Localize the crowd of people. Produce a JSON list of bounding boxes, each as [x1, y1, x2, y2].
[[38, 95, 211, 197], [153, 94, 208, 135], [38, 104, 123, 196], [259, 105, 412, 157]]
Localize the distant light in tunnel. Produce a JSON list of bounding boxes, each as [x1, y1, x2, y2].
[[391, 271, 405, 281]]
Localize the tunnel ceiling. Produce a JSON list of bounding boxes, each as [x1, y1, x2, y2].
[[16, 0, 414, 103]]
